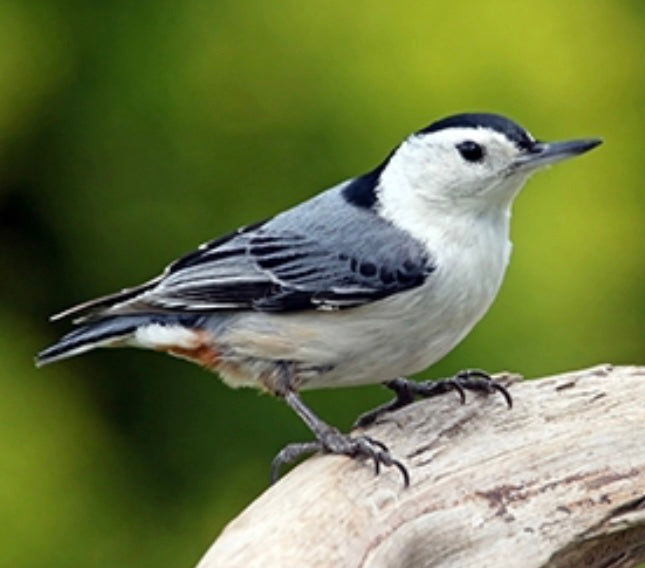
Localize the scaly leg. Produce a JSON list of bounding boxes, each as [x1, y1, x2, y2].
[[271, 390, 410, 486]]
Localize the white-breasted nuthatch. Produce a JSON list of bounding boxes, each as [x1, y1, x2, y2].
[[37, 113, 602, 485]]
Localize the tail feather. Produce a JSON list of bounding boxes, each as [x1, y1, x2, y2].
[[36, 313, 209, 367], [36, 313, 206, 367], [36, 316, 146, 366]]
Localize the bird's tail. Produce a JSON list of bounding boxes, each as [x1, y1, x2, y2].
[[35, 315, 151, 366], [35, 313, 205, 367]]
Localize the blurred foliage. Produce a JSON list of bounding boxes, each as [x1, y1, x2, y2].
[[1, 0, 643, 566]]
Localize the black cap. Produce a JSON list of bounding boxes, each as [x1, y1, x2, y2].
[[417, 113, 535, 151]]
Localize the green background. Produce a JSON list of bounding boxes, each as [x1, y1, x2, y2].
[[1, 1, 643, 566]]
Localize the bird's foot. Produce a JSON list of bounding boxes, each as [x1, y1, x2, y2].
[[354, 369, 513, 428], [270, 426, 409, 487]]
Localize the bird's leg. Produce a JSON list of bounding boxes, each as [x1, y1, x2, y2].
[[270, 389, 409, 486], [354, 369, 513, 429]]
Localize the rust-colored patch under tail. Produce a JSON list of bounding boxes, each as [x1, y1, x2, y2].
[[166, 343, 221, 370]]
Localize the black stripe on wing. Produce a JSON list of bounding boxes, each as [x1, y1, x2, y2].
[[166, 219, 268, 273], [149, 230, 435, 312]]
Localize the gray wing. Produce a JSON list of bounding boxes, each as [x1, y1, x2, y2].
[[137, 223, 432, 313], [54, 185, 435, 321]]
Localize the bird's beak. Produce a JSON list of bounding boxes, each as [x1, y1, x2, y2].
[[515, 138, 602, 171]]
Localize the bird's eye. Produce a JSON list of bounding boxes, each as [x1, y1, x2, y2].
[[456, 140, 485, 162]]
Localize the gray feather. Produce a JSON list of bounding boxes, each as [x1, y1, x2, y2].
[[52, 182, 435, 321]]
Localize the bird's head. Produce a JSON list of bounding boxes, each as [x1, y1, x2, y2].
[[364, 113, 601, 234]]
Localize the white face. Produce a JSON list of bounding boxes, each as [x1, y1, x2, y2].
[[375, 120, 599, 246], [396, 126, 536, 204], [374, 125, 539, 246]]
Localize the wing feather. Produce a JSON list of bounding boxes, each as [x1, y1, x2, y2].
[[138, 227, 433, 312], [58, 219, 435, 322]]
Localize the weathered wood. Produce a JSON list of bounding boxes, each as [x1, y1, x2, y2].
[[197, 365, 645, 568]]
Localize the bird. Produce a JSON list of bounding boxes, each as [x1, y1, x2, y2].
[[36, 112, 602, 486]]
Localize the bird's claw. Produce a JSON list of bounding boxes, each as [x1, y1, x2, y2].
[[450, 369, 513, 408], [354, 369, 513, 428], [270, 429, 409, 487]]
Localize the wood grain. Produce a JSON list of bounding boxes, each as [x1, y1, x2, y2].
[[197, 365, 645, 568]]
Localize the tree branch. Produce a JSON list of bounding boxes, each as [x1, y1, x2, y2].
[[196, 365, 645, 568]]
